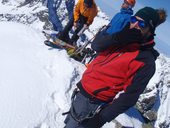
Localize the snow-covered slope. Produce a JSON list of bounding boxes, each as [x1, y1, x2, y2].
[[151, 55, 170, 128], [136, 54, 170, 128], [0, 0, 51, 30], [0, 21, 85, 128]]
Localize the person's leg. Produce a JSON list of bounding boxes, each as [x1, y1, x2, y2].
[[65, 0, 75, 20], [64, 92, 100, 128], [70, 23, 84, 45], [70, 15, 88, 45], [58, 16, 74, 42], [47, 0, 62, 31]]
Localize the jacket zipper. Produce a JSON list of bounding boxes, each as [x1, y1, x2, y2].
[[85, 47, 122, 74], [100, 52, 124, 66]]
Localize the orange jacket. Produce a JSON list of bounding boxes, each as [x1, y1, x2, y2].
[[73, 0, 98, 25]]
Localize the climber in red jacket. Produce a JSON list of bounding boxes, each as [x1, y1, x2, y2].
[[64, 7, 167, 128]]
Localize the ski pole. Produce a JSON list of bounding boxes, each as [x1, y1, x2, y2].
[[77, 24, 88, 36], [74, 25, 107, 55]]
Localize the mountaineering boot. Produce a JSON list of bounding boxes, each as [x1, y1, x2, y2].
[[57, 31, 70, 43], [70, 34, 79, 46], [50, 33, 58, 40]]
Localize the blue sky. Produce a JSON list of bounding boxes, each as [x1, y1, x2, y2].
[[96, 0, 170, 56]]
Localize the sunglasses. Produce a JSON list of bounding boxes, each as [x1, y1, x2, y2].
[[130, 16, 147, 28]]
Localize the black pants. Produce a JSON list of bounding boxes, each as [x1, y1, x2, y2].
[[64, 92, 101, 128], [59, 15, 87, 45]]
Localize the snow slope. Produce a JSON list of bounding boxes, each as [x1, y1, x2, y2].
[[0, 21, 85, 128]]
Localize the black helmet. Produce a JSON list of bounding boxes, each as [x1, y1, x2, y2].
[[84, 0, 93, 8]]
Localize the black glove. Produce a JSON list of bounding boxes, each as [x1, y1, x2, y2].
[[114, 23, 142, 44], [81, 113, 106, 128]]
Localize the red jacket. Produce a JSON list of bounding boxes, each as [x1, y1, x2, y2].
[[80, 43, 154, 102], [76, 42, 158, 123]]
